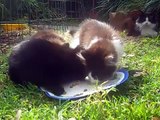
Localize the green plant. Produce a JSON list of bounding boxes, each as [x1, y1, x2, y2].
[[97, 0, 160, 20], [0, 0, 9, 20], [0, 0, 63, 21], [144, 0, 160, 12], [97, 0, 145, 19]]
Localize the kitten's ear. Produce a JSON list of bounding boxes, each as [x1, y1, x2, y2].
[[105, 55, 116, 66]]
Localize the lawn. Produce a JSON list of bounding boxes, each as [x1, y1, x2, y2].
[[0, 35, 160, 120]]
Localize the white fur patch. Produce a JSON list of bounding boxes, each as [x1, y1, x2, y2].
[[97, 20, 107, 27], [86, 36, 102, 49], [105, 54, 117, 65], [136, 17, 157, 37], [141, 29, 158, 37], [70, 33, 80, 49], [107, 54, 114, 59], [111, 37, 123, 61], [105, 54, 114, 60]]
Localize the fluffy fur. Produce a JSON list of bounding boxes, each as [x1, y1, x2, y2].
[[31, 30, 67, 45], [108, 11, 127, 31], [8, 32, 87, 95], [70, 19, 123, 81], [108, 10, 142, 36], [136, 12, 158, 37]]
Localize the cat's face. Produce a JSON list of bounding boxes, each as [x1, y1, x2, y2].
[[81, 39, 118, 81], [136, 13, 157, 29]]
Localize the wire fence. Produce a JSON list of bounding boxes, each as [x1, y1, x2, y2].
[[0, 0, 92, 47]]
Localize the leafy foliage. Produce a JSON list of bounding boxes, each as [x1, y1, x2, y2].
[[0, 0, 63, 21], [0, 0, 9, 21], [97, 0, 160, 19], [144, 0, 160, 12]]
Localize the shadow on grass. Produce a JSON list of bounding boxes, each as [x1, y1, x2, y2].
[[107, 69, 147, 98], [0, 78, 61, 104]]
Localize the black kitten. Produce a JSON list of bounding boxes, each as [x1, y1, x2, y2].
[[8, 39, 87, 95]]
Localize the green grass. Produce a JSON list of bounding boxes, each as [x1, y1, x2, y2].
[[0, 36, 160, 120]]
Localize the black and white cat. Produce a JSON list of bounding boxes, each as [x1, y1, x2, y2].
[[69, 19, 123, 81], [135, 12, 158, 37]]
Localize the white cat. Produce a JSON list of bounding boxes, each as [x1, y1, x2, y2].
[[136, 13, 158, 37]]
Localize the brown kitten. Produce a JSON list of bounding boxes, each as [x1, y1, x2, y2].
[[31, 30, 67, 46], [70, 19, 123, 81], [13, 30, 70, 54], [109, 10, 142, 36], [108, 11, 127, 31]]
